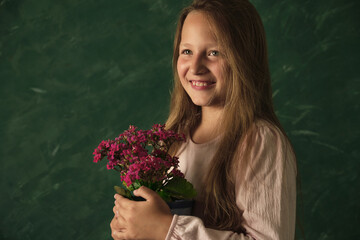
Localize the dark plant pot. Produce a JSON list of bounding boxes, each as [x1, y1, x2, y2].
[[167, 199, 193, 216]]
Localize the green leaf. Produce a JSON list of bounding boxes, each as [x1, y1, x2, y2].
[[163, 177, 197, 200], [114, 185, 132, 199], [157, 190, 172, 202], [132, 180, 142, 189]]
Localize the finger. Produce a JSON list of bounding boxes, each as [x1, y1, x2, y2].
[[112, 206, 127, 224], [111, 229, 125, 240], [112, 206, 119, 218], [110, 217, 118, 230], [110, 218, 123, 240], [114, 201, 126, 218], [114, 193, 126, 201], [111, 228, 119, 240], [133, 186, 156, 201], [115, 214, 126, 228], [114, 194, 134, 207], [110, 216, 127, 237], [112, 230, 127, 240]]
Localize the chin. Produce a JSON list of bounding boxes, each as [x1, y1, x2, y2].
[[190, 98, 213, 107], [190, 96, 225, 108]]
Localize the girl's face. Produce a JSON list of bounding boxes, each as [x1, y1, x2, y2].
[[177, 11, 228, 108]]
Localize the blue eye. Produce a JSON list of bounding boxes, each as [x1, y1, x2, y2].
[[209, 50, 219, 56], [181, 49, 192, 55]]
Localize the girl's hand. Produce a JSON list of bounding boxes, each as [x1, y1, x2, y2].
[[111, 186, 173, 240]]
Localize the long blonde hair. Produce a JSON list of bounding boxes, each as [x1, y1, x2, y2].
[[166, 0, 289, 233]]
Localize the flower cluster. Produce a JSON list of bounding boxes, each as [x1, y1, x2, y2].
[[93, 124, 186, 191]]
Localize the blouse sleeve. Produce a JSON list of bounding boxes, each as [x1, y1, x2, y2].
[[165, 123, 297, 240]]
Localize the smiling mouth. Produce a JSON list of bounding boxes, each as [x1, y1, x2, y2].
[[190, 80, 215, 87]]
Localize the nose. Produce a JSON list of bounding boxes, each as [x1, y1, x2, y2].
[[190, 54, 208, 75]]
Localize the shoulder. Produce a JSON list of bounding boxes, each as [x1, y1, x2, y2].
[[238, 119, 297, 178], [246, 119, 293, 156], [234, 120, 297, 239], [252, 119, 285, 142]]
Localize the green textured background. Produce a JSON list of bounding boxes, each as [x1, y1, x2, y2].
[[0, 0, 359, 239]]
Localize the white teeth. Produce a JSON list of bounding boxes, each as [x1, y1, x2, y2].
[[192, 81, 209, 87]]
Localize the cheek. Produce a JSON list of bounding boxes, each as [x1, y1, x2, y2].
[[177, 58, 187, 78], [216, 68, 226, 81], [214, 62, 229, 83], [176, 60, 187, 90]]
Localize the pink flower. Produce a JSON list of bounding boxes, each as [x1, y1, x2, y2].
[[93, 124, 186, 190], [172, 169, 184, 178], [93, 153, 102, 163]]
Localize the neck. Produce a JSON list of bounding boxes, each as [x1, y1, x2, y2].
[[191, 106, 224, 144], [200, 106, 224, 128]]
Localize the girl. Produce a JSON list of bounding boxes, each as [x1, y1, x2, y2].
[[110, 0, 297, 239]]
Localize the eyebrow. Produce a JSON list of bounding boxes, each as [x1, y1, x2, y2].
[[179, 43, 219, 48]]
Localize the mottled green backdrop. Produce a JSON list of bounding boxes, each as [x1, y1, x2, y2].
[[0, 0, 359, 239]]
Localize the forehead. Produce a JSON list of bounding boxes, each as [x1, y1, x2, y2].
[[181, 11, 218, 43]]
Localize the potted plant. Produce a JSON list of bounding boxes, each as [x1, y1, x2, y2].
[[93, 124, 196, 215]]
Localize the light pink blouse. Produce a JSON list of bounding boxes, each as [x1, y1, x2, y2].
[[165, 120, 297, 240]]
